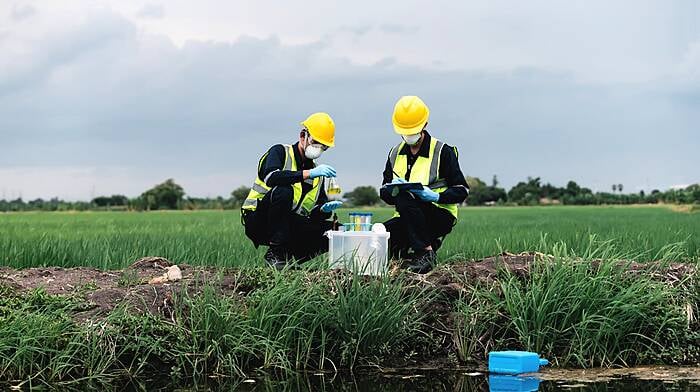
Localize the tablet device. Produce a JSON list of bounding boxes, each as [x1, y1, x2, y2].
[[382, 182, 424, 191]]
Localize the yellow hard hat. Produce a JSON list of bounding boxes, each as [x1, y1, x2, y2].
[[392, 96, 430, 135], [301, 112, 335, 147]]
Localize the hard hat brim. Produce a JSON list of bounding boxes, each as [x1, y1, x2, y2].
[[392, 122, 426, 136]]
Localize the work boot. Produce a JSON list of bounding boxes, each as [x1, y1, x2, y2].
[[264, 245, 289, 270], [404, 249, 436, 274]]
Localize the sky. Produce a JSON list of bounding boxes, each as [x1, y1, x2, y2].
[[1, 0, 698, 201]]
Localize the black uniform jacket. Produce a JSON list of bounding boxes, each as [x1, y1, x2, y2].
[[380, 132, 469, 206]]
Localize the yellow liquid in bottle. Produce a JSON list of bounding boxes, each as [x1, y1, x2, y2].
[[327, 187, 341, 195]]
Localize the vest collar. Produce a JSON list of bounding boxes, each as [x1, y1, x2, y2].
[[292, 142, 315, 169], [399, 131, 432, 158]]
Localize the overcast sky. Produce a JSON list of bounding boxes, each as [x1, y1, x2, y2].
[[1, 1, 698, 200]]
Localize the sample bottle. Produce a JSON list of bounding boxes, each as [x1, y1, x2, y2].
[[327, 177, 342, 199]]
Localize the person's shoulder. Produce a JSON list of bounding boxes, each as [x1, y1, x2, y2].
[[436, 139, 458, 157], [267, 144, 287, 154], [387, 142, 403, 155]]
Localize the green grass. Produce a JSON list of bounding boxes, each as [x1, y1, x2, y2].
[[1, 206, 698, 269], [451, 246, 699, 367], [1, 206, 698, 386], [0, 271, 430, 385]]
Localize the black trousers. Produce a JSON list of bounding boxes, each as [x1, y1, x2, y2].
[[242, 185, 332, 261], [383, 191, 455, 258]]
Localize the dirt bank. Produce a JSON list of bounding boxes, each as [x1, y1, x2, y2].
[[1, 252, 695, 329]]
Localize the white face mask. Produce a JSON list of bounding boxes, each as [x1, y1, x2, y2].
[[402, 133, 421, 146], [303, 133, 325, 159], [304, 144, 324, 159]]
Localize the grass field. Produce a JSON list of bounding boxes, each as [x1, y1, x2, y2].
[[1, 205, 698, 384], [1, 206, 699, 269]]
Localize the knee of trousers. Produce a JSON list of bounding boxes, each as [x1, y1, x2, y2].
[[394, 191, 421, 214]]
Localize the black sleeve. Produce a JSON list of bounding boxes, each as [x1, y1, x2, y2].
[[309, 180, 332, 220], [437, 144, 469, 204], [379, 156, 397, 205], [258, 144, 304, 187]]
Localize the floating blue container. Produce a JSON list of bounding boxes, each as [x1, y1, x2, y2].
[[488, 351, 548, 375], [489, 375, 540, 392]]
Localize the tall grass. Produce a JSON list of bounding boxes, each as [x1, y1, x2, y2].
[[1, 206, 699, 269], [451, 243, 692, 367], [0, 288, 120, 387], [0, 270, 429, 384]]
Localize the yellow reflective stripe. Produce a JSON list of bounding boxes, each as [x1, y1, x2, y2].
[[282, 144, 296, 171], [251, 182, 268, 195], [295, 178, 322, 216], [243, 143, 325, 216], [388, 142, 403, 169], [389, 136, 458, 219], [429, 180, 448, 189], [428, 140, 444, 185]]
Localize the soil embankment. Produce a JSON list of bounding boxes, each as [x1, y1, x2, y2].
[[0, 253, 695, 325]]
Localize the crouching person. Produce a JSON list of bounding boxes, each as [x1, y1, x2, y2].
[[241, 112, 343, 269], [381, 96, 469, 273]]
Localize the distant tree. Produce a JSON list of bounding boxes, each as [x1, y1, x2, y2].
[[492, 175, 499, 187], [508, 177, 542, 205], [466, 177, 503, 206], [140, 179, 185, 210], [618, 184, 623, 193], [92, 195, 128, 207], [612, 184, 617, 193], [540, 182, 561, 199], [466, 176, 486, 189], [466, 176, 485, 205], [230, 186, 251, 207], [686, 184, 700, 203], [565, 181, 582, 197], [344, 186, 380, 206]]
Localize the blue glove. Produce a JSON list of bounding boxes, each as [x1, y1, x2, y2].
[[390, 177, 407, 184], [409, 186, 440, 203], [309, 164, 336, 179], [320, 200, 343, 213]]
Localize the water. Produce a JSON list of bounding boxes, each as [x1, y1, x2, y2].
[[8, 370, 697, 391], [114, 370, 698, 391]]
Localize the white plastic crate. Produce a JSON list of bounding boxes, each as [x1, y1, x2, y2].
[[327, 230, 390, 276]]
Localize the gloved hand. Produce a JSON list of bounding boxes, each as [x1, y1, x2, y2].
[[390, 177, 407, 184], [309, 164, 336, 179], [320, 200, 343, 213], [409, 186, 440, 203]]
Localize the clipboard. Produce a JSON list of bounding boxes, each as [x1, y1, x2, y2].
[[382, 182, 424, 197], [382, 182, 424, 191]]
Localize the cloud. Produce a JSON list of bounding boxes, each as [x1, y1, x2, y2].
[[378, 24, 419, 34], [0, 6, 698, 200], [338, 25, 372, 37], [678, 41, 700, 81], [10, 4, 36, 21], [136, 4, 165, 19]]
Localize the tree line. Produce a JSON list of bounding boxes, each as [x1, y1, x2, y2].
[[1, 177, 699, 212]]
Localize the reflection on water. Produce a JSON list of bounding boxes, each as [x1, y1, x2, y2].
[[117, 370, 697, 392], [7, 371, 694, 391]]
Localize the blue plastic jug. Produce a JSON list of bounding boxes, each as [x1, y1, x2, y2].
[[489, 375, 541, 392], [488, 351, 548, 375]]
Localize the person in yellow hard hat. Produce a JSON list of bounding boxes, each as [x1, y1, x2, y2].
[[380, 96, 469, 273], [241, 112, 343, 269]]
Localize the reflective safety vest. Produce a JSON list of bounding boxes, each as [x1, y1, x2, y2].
[[241, 144, 323, 216], [388, 137, 459, 219]]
